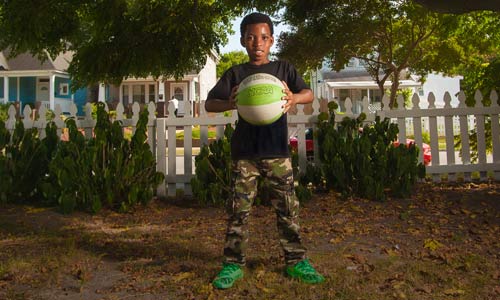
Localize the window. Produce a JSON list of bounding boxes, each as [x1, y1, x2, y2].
[[174, 87, 184, 101], [371, 89, 382, 103], [347, 58, 357, 68], [132, 84, 145, 103], [122, 85, 129, 105], [339, 89, 350, 101], [59, 83, 69, 95], [149, 84, 156, 102]]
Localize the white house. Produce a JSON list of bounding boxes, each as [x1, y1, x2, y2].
[[110, 50, 219, 117], [314, 58, 462, 111]]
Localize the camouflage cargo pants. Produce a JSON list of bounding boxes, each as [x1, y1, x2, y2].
[[224, 158, 307, 266]]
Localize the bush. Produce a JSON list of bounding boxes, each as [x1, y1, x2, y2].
[[0, 120, 58, 204], [41, 102, 163, 213], [0, 103, 10, 121], [192, 124, 313, 206], [312, 101, 425, 201], [191, 124, 234, 206]]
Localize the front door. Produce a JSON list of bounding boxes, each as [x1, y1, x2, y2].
[[170, 83, 187, 116], [37, 79, 50, 103]]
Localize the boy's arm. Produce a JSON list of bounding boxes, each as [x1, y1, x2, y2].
[[282, 83, 314, 114], [205, 85, 239, 113], [205, 99, 236, 112]]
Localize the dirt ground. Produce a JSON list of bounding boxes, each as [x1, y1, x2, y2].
[[0, 181, 499, 300]]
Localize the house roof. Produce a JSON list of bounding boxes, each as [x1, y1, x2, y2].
[[322, 69, 414, 82], [0, 49, 72, 72], [323, 70, 376, 82], [326, 80, 421, 89], [322, 69, 421, 89]]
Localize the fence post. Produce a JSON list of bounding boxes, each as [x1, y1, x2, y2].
[[156, 118, 167, 197], [490, 90, 500, 180], [443, 92, 456, 181], [457, 91, 472, 181]]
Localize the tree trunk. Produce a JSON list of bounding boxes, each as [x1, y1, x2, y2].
[[378, 81, 385, 107], [389, 72, 401, 108]]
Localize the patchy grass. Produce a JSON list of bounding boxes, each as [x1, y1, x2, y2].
[[175, 126, 218, 139], [0, 182, 499, 299]]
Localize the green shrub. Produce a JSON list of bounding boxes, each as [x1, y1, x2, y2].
[[191, 124, 234, 206], [0, 103, 10, 121], [0, 120, 58, 204], [191, 123, 312, 206], [312, 102, 425, 201], [41, 102, 163, 213]]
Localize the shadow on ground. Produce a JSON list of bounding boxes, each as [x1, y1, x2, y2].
[[1, 182, 499, 300]]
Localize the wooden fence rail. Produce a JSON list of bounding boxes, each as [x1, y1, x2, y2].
[[3, 89, 499, 198]]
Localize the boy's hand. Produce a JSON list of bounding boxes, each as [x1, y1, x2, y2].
[[229, 85, 239, 109], [281, 81, 296, 113]]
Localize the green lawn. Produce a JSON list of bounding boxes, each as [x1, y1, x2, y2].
[[175, 126, 217, 139]]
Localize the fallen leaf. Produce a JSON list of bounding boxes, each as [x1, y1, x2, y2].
[[172, 272, 194, 282], [386, 249, 400, 257], [416, 285, 432, 294], [424, 239, 443, 251], [329, 236, 343, 244], [461, 209, 471, 215], [255, 282, 272, 293], [444, 288, 466, 296]]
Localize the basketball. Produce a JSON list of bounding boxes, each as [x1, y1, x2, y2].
[[236, 73, 286, 125]]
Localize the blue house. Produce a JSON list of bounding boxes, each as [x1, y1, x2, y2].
[[0, 49, 218, 118], [0, 49, 90, 115]]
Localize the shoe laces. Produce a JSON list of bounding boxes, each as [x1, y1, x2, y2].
[[219, 263, 240, 277], [295, 260, 317, 274]]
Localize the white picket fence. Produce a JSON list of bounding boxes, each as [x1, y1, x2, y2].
[[3, 89, 500, 198]]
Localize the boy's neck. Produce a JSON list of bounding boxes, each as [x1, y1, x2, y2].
[[248, 59, 271, 66]]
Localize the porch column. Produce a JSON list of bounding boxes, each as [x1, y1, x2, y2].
[[98, 83, 106, 102], [189, 78, 196, 116], [3, 76, 8, 103], [16, 77, 20, 102], [49, 74, 55, 110], [154, 82, 158, 102], [119, 84, 123, 105], [158, 80, 165, 102], [128, 85, 132, 104]]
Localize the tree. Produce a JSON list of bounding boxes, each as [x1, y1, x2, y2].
[[0, 0, 281, 89], [276, 0, 500, 107], [451, 12, 500, 105], [216, 51, 248, 78], [414, 0, 500, 14]]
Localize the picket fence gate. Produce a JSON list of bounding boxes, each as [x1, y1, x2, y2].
[[3, 89, 499, 198]]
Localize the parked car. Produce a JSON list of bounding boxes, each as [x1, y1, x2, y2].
[[394, 139, 432, 166], [289, 128, 432, 165], [289, 128, 314, 155]]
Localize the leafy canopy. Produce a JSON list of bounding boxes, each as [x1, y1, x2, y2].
[[0, 0, 280, 88], [216, 51, 248, 78], [276, 0, 500, 106]]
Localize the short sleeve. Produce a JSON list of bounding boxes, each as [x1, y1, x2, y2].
[[207, 68, 235, 100]]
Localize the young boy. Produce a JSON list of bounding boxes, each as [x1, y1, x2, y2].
[[205, 12, 324, 289]]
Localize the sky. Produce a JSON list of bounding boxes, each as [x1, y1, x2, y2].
[[220, 16, 289, 54]]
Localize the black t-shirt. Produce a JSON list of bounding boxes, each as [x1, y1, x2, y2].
[[207, 60, 310, 160]]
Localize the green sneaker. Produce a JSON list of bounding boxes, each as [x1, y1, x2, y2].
[[286, 259, 325, 284], [212, 263, 244, 289]]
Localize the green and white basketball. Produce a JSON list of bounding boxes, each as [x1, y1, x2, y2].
[[236, 73, 286, 125]]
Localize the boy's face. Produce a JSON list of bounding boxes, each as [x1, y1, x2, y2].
[[240, 23, 274, 65]]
